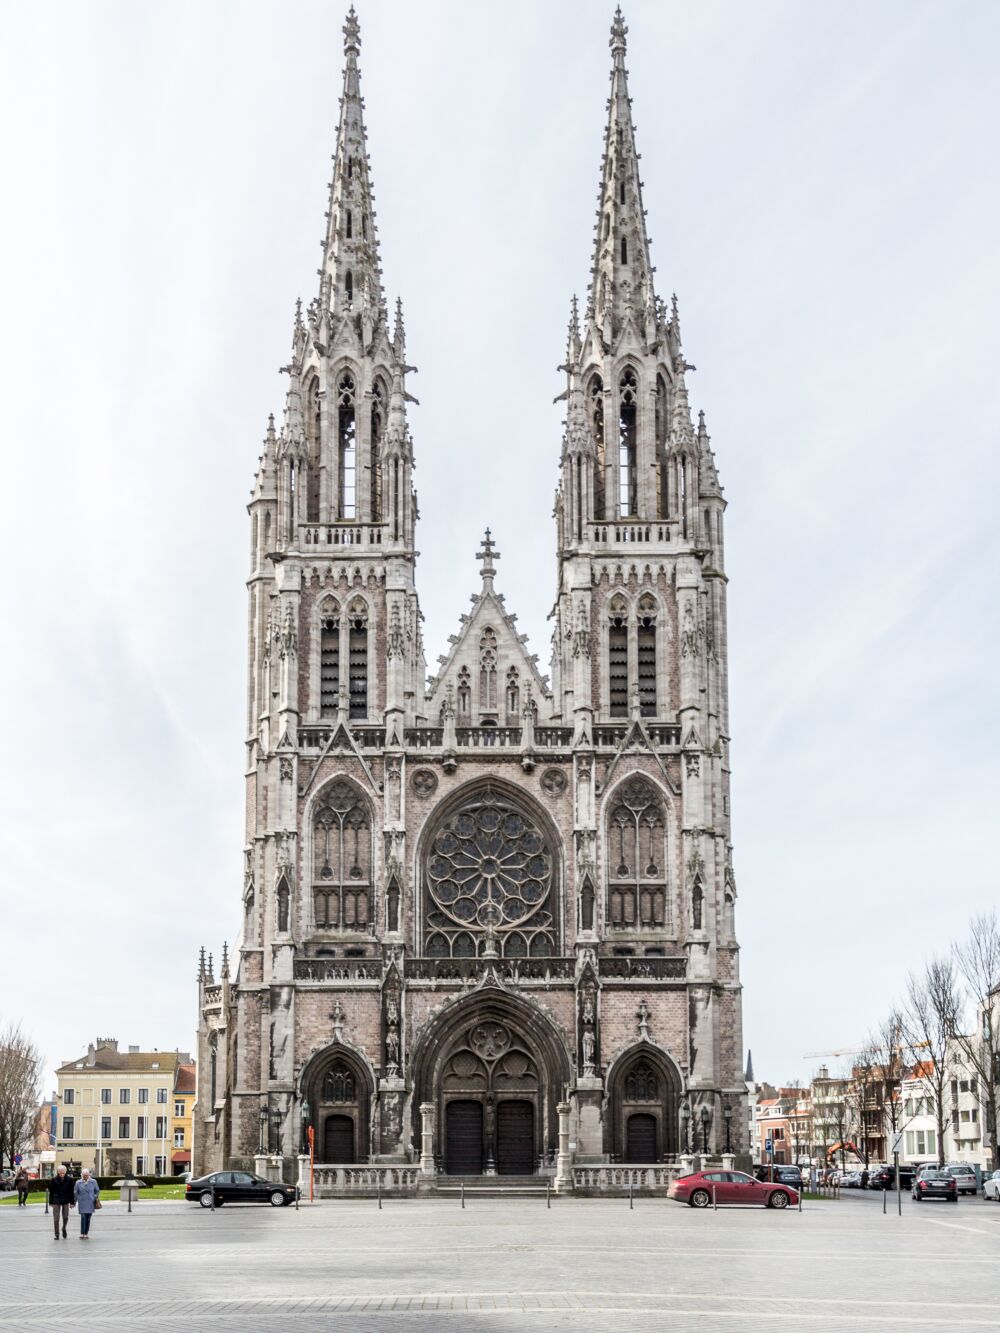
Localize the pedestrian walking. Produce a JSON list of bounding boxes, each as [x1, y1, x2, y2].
[[860, 1167, 870, 1190], [74, 1168, 100, 1239], [48, 1165, 75, 1239], [14, 1168, 30, 1207]]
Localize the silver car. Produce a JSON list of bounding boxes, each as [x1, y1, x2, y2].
[[943, 1164, 978, 1195], [982, 1170, 1000, 1202]]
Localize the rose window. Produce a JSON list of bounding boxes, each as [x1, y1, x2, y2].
[[424, 787, 555, 957]]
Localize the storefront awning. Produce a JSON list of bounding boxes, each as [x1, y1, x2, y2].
[[171, 1151, 191, 1164]]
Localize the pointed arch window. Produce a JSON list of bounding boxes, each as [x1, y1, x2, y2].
[[457, 666, 471, 716], [319, 599, 340, 717], [625, 1063, 658, 1101], [620, 179, 626, 205], [361, 215, 367, 240], [347, 598, 367, 719], [276, 876, 290, 934], [346, 210, 353, 239], [621, 236, 628, 264], [305, 375, 321, 522], [322, 1061, 357, 1103], [637, 595, 657, 718], [618, 367, 638, 517], [655, 374, 669, 519], [479, 627, 498, 714], [677, 454, 688, 539], [370, 377, 385, 523], [608, 598, 628, 718], [607, 778, 669, 930], [312, 781, 372, 931], [337, 373, 356, 519], [588, 374, 605, 520], [505, 665, 520, 719]]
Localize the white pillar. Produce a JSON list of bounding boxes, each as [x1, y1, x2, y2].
[[555, 1101, 574, 1193], [419, 1102, 436, 1176]]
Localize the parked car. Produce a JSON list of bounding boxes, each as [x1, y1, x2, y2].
[[0, 1170, 14, 1192], [942, 1164, 978, 1196], [983, 1171, 1000, 1202], [911, 1169, 958, 1203], [669, 1169, 798, 1210], [184, 1171, 298, 1208], [869, 1164, 915, 1191], [755, 1165, 803, 1190], [840, 1171, 864, 1189]]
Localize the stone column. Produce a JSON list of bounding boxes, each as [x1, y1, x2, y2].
[[554, 1101, 574, 1193], [679, 1153, 694, 1176], [722, 1153, 735, 1171], [253, 1153, 269, 1178], [296, 1153, 309, 1192], [419, 1102, 436, 1176]]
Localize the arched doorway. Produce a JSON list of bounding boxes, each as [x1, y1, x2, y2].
[[607, 1044, 683, 1163], [301, 1046, 373, 1164], [411, 989, 571, 1175]]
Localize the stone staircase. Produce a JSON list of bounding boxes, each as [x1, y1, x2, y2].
[[428, 1174, 553, 1198]]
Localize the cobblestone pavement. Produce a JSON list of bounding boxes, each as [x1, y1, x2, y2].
[[3, 1193, 999, 1331]]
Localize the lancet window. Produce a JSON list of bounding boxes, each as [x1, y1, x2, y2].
[[655, 374, 668, 519], [505, 666, 520, 720], [618, 367, 638, 517], [479, 627, 498, 714], [322, 1061, 356, 1103], [606, 778, 669, 930], [276, 877, 290, 934], [312, 781, 372, 931], [370, 377, 385, 523], [457, 667, 471, 716], [319, 601, 340, 717], [608, 598, 628, 718], [338, 373, 357, 519], [589, 374, 605, 519], [305, 375, 321, 522], [347, 598, 368, 719], [624, 1063, 658, 1101], [424, 786, 556, 958], [637, 595, 657, 717]]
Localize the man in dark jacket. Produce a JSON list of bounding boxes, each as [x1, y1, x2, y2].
[[48, 1165, 75, 1238], [14, 1168, 30, 1206]]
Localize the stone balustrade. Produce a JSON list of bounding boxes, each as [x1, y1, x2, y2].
[[572, 1164, 681, 1193], [310, 1164, 421, 1196]]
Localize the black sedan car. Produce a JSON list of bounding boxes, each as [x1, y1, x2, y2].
[[911, 1169, 958, 1203], [185, 1170, 298, 1208]]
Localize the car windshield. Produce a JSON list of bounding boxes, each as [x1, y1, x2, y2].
[[923, 1171, 947, 1180]]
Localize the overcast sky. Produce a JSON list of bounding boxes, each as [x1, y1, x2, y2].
[[2, 0, 998, 1092]]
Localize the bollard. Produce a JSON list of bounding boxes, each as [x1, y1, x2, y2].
[[378, 1179, 382, 1211], [295, 1183, 299, 1212], [883, 1184, 886, 1215], [546, 1179, 550, 1210], [713, 1185, 717, 1211], [461, 1181, 465, 1210], [798, 1187, 802, 1213], [211, 1184, 215, 1213], [629, 1182, 633, 1211]]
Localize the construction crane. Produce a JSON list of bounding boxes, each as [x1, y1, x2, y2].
[[803, 1047, 866, 1060]]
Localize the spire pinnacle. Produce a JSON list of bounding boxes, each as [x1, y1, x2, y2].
[[476, 528, 500, 591], [586, 9, 656, 341], [320, 7, 386, 332]]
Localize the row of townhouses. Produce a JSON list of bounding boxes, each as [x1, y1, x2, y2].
[[748, 1044, 991, 1172]]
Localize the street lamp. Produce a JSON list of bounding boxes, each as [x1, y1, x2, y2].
[[700, 1104, 711, 1154], [300, 1099, 311, 1154], [680, 1102, 691, 1153], [258, 1105, 268, 1155], [723, 1101, 733, 1154], [270, 1109, 282, 1156]]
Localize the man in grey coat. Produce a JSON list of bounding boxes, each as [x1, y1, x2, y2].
[[73, 1168, 100, 1238], [47, 1165, 75, 1239]]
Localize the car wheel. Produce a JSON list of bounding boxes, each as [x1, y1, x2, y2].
[[689, 1189, 711, 1208], [199, 1192, 215, 1209], [269, 1190, 287, 1207], [768, 1191, 790, 1210]]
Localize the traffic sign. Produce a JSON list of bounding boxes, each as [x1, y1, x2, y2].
[[13, 1154, 22, 1165], [765, 1137, 773, 1152]]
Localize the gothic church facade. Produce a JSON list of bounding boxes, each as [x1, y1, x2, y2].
[[195, 9, 747, 1180]]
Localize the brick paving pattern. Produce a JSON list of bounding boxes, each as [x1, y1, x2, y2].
[[3, 1193, 999, 1330]]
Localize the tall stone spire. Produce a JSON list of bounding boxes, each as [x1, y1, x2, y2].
[[319, 6, 387, 336], [586, 8, 657, 344]]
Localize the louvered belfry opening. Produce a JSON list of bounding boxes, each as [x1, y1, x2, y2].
[[348, 602, 367, 719], [637, 597, 657, 717], [320, 612, 340, 716], [608, 610, 628, 717]]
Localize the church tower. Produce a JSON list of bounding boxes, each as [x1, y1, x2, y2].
[[196, 10, 746, 1185]]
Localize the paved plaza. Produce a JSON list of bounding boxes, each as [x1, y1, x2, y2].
[[2, 1192, 998, 1330]]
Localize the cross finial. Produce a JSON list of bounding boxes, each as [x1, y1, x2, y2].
[[476, 528, 500, 589], [343, 5, 360, 58]]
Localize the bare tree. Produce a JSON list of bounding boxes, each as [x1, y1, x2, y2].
[[0, 1022, 43, 1170], [904, 957, 960, 1167], [871, 1009, 907, 1154], [952, 911, 1000, 1172]]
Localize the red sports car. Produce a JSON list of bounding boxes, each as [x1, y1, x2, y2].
[[668, 1169, 798, 1209]]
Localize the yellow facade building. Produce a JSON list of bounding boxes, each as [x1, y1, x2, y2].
[[55, 1038, 193, 1177]]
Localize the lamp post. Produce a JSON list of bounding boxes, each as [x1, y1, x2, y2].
[[700, 1104, 711, 1155], [258, 1105, 268, 1155], [723, 1101, 733, 1154], [300, 1099, 311, 1154], [270, 1109, 282, 1157], [680, 1102, 691, 1153]]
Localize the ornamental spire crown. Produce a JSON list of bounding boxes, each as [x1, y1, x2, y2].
[[317, 7, 387, 333], [586, 8, 657, 344]]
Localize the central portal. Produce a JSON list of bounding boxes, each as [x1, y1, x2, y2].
[[496, 1100, 534, 1174]]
